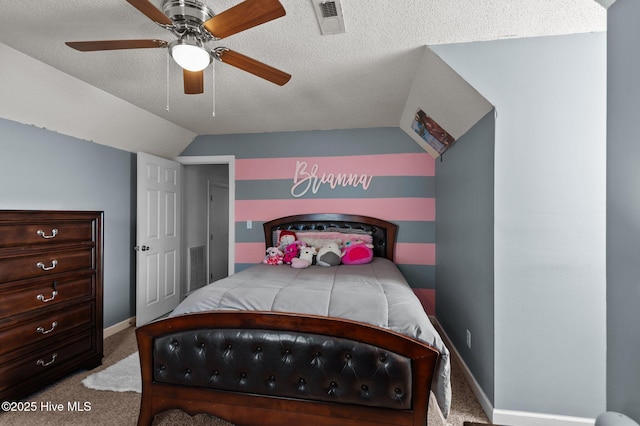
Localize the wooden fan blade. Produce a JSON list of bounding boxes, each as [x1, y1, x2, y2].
[[126, 0, 173, 25], [203, 0, 285, 39], [218, 49, 291, 86], [66, 39, 167, 51], [183, 69, 204, 94]]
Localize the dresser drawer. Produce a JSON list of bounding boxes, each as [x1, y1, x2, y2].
[[0, 303, 93, 357], [0, 274, 94, 319], [0, 247, 94, 282], [0, 210, 103, 402], [0, 330, 95, 395], [0, 221, 94, 248]]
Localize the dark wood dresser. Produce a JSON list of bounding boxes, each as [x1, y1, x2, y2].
[[0, 210, 103, 401]]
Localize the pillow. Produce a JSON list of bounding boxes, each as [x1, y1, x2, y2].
[[296, 231, 373, 250], [324, 227, 371, 236]]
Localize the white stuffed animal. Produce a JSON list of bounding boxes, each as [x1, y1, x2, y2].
[[291, 246, 317, 269], [316, 242, 342, 266]]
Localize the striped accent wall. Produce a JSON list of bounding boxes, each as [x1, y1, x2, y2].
[[181, 128, 437, 313]]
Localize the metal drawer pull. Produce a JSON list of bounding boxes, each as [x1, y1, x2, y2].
[[37, 290, 58, 303], [36, 321, 58, 335], [37, 281, 58, 303], [37, 228, 58, 239], [36, 260, 58, 271], [36, 353, 57, 367]]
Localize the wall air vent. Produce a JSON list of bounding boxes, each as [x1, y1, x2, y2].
[[319, 1, 338, 18], [188, 245, 206, 292], [312, 0, 346, 35]]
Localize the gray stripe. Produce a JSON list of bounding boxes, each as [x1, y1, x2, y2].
[[236, 176, 435, 200], [235, 263, 258, 273], [236, 220, 436, 244], [180, 128, 425, 158], [235, 222, 266, 243], [395, 221, 436, 243]]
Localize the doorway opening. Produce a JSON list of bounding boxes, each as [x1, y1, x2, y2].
[[177, 155, 235, 296]]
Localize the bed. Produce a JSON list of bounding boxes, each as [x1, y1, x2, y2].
[[135, 213, 451, 426]]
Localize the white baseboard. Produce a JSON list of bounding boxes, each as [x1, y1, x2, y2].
[[430, 316, 494, 420], [429, 316, 596, 426], [493, 409, 595, 426], [103, 316, 136, 339]]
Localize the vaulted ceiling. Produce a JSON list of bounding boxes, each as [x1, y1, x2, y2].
[[0, 0, 606, 141]]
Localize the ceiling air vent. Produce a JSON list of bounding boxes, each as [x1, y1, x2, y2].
[[312, 0, 346, 35]]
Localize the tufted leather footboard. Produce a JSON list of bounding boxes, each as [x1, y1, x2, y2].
[[136, 311, 440, 426]]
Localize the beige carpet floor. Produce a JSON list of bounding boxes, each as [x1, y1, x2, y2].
[[0, 326, 490, 425]]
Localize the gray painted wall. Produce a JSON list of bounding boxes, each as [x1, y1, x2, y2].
[[0, 118, 136, 328], [436, 110, 495, 403], [606, 0, 640, 421], [433, 32, 607, 418]]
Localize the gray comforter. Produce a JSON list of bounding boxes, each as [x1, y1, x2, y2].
[[170, 257, 451, 417]]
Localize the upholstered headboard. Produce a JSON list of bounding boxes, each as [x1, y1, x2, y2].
[[263, 213, 398, 261]]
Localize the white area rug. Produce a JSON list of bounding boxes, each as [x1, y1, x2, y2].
[[82, 352, 141, 393]]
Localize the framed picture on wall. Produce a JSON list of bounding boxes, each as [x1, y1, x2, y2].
[[411, 109, 456, 156]]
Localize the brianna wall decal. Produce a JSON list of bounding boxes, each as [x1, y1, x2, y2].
[[291, 160, 373, 198]]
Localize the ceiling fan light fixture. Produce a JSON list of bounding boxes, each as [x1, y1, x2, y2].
[[65, 0, 291, 93], [169, 38, 210, 72]]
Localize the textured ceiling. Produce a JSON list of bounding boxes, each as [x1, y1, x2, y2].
[[0, 1, 606, 136]]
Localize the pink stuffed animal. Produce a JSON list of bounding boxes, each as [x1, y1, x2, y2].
[[341, 239, 374, 265], [263, 247, 284, 265], [283, 242, 302, 264]]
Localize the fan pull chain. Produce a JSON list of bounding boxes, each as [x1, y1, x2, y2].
[[166, 54, 170, 112], [211, 61, 216, 117]]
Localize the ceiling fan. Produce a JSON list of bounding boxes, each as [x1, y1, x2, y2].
[[65, 0, 291, 94]]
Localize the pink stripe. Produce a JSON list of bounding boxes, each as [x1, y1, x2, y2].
[[235, 198, 435, 222], [395, 243, 435, 265], [413, 289, 436, 316], [236, 153, 434, 180], [236, 242, 266, 264]]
